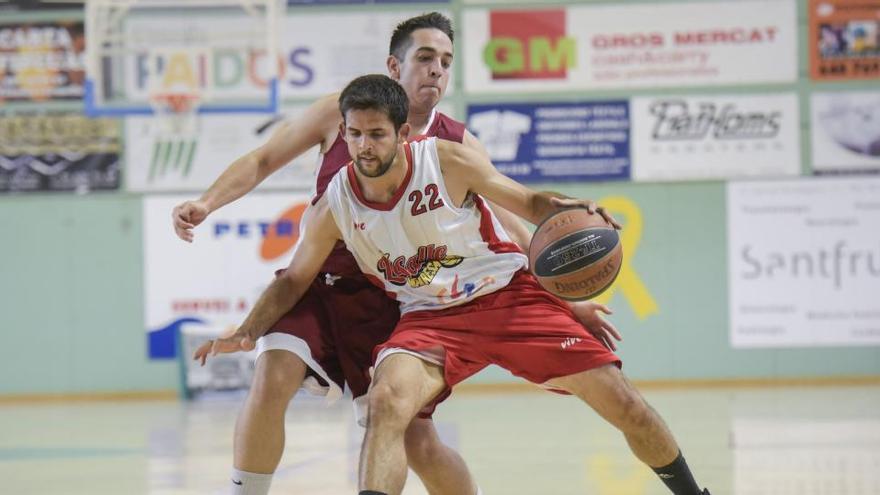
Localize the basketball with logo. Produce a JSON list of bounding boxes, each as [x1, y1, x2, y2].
[[528, 208, 622, 301]]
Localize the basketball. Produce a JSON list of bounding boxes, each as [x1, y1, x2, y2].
[[529, 208, 622, 301]]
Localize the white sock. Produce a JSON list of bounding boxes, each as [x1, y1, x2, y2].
[[230, 468, 273, 495], [476, 487, 483, 495]]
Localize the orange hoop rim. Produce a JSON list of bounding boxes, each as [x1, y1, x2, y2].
[[149, 92, 202, 114]]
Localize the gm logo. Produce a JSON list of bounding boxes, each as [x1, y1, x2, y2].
[[484, 9, 575, 80]]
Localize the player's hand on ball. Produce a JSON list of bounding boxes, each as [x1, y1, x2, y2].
[[550, 197, 621, 230], [568, 301, 622, 351], [172, 199, 210, 242], [192, 327, 256, 366]]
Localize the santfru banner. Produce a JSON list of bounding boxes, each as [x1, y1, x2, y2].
[[467, 101, 630, 182], [808, 0, 880, 81], [143, 193, 310, 359], [0, 21, 85, 101], [125, 107, 319, 192], [0, 111, 120, 193], [727, 177, 880, 348], [811, 91, 880, 174], [631, 93, 800, 181], [462, 1, 797, 94]]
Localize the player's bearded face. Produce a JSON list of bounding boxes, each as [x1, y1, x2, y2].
[[355, 148, 397, 178], [344, 109, 401, 178]]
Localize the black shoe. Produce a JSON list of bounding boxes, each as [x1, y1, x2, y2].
[[702, 490, 711, 495]]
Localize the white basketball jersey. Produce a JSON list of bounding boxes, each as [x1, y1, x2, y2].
[[325, 137, 528, 313]]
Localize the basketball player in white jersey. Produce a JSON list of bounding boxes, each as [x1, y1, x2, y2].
[[197, 75, 711, 495], [177, 13, 620, 495]]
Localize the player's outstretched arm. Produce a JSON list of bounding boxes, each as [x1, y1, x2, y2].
[[193, 196, 342, 365], [172, 93, 342, 242], [438, 139, 609, 226], [461, 130, 532, 250]]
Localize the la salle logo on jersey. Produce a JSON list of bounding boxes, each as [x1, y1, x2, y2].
[[485, 9, 575, 80], [377, 244, 463, 288]]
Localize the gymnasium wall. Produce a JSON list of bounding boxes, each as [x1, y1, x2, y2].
[[1, 0, 878, 396]]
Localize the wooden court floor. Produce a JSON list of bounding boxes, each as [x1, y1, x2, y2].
[[1, 384, 878, 495]]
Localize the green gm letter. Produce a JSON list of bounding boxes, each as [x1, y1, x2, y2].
[[483, 37, 524, 74], [530, 36, 576, 72]]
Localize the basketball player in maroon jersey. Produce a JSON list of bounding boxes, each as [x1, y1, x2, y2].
[[197, 75, 711, 495], [174, 13, 620, 495]]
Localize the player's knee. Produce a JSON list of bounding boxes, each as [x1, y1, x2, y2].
[[614, 392, 654, 433], [367, 381, 417, 430], [250, 351, 305, 406]]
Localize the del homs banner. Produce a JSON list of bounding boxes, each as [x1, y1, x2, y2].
[[631, 93, 800, 181], [463, 1, 797, 93], [143, 193, 310, 359], [727, 177, 880, 348]]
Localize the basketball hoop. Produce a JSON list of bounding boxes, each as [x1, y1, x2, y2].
[[149, 91, 202, 137]]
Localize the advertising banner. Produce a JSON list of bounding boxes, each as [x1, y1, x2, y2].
[[280, 11, 453, 98], [467, 101, 630, 182], [727, 177, 880, 348], [121, 11, 449, 102], [0, 21, 85, 101], [125, 106, 319, 192], [631, 93, 800, 181], [808, 0, 880, 81], [143, 193, 310, 359], [0, 111, 120, 193], [463, 1, 797, 93], [811, 91, 880, 174]]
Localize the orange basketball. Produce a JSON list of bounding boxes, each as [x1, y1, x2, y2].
[[528, 208, 622, 301]]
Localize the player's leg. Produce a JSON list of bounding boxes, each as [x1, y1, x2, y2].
[[333, 278, 479, 495], [231, 277, 341, 495], [359, 353, 446, 495], [547, 365, 707, 495], [473, 272, 708, 494], [231, 349, 307, 493], [404, 417, 478, 495]]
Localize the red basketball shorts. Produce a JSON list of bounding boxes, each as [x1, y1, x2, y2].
[[375, 271, 622, 414]]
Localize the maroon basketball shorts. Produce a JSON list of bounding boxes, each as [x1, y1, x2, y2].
[[256, 271, 400, 422], [375, 270, 622, 415]]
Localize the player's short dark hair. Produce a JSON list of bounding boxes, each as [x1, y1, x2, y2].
[[339, 75, 409, 131], [389, 12, 454, 61]]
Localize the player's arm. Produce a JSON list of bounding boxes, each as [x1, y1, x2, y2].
[[438, 139, 604, 226], [461, 130, 532, 250], [173, 93, 342, 242], [193, 195, 342, 364]]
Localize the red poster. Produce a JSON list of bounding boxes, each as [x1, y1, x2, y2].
[[809, 0, 880, 80]]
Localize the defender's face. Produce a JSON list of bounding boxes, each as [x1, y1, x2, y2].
[[390, 28, 453, 113], [342, 108, 405, 178]]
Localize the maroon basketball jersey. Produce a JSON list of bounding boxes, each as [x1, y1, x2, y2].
[[316, 111, 466, 276]]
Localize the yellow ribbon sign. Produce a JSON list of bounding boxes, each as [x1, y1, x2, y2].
[[587, 455, 653, 495], [593, 196, 658, 320]]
